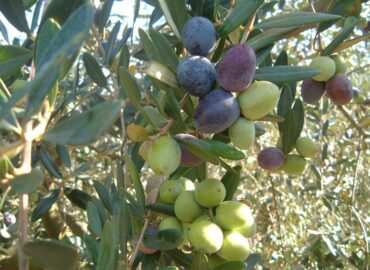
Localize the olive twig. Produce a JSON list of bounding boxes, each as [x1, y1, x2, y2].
[[338, 105, 370, 138], [128, 176, 166, 269], [240, 12, 257, 44]]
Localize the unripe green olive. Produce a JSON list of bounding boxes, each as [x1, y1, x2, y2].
[[187, 219, 223, 254], [309, 56, 336, 81], [147, 136, 181, 175], [174, 191, 203, 222], [331, 55, 347, 75], [238, 81, 280, 120], [228, 118, 255, 150], [159, 216, 182, 232], [217, 231, 251, 261], [282, 154, 307, 175], [295, 137, 320, 158]]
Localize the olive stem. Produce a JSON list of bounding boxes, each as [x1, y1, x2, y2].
[[240, 12, 257, 44], [128, 176, 166, 269], [18, 121, 33, 270]]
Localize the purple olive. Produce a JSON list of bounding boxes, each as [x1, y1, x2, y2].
[[326, 75, 353, 105], [217, 44, 256, 92], [195, 89, 240, 134], [301, 79, 326, 104], [176, 134, 204, 167], [257, 147, 285, 171]]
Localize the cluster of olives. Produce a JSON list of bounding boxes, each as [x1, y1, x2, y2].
[[177, 16, 280, 150], [302, 55, 353, 105], [158, 177, 256, 262], [257, 136, 320, 175]]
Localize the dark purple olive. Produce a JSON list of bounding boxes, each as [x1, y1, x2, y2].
[[195, 89, 240, 134]]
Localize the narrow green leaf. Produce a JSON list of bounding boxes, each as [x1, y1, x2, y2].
[[158, 0, 188, 40], [31, 189, 60, 222], [11, 169, 44, 194], [254, 12, 341, 29], [292, 99, 304, 141], [0, 20, 9, 43], [90, 198, 108, 226], [256, 45, 274, 66], [221, 165, 242, 201], [64, 188, 92, 210], [277, 84, 294, 119], [83, 53, 107, 87], [104, 21, 120, 66], [274, 50, 288, 66], [142, 105, 167, 128], [93, 181, 114, 214], [247, 27, 297, 51], [40, 0, 89, 26], [124, 154, 145, 212], [149, 28, 179, 73], [254, 66, 320, 83], [56, 145, 71, 168], [23, 240, 79, 270], [0, 45, 32, 79], [97, 220, 117, 270], [98, 0, 114, 33], [140, 61, 179, 89], [280, 109, 297, 154], [321, 16, 359, 56], [0, 0, 30, 34], [318, 0, 355, 33], [44, 100, 122, 145], [30, 0, 43, 32], [39, 148, 63, 179], [146, 202, 176, 216], [34, 19, 61, 70], [24, 4, 94, 121], [334, 34, 370, 53], [174, 137, 220, 165], [138, 28, 160, 62], [87, 202, 103, 237], [217, 0, 264, 38], [164, 249, 193, 268], [119, 67, 142, 108], [145, 229, 183, 250], [201, 139, 245, 160]]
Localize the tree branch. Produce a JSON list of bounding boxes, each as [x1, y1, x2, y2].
[[337, 106, 369, 138]]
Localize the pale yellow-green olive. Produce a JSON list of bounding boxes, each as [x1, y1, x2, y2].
[[238, 81, 280, 120], [194, 179, 226, 208], [309, 56, 336, 81], [187, 219, 223, 254], [217, 231, 251, 261], [282, 154, 308, 175], [295, 137, 320, 158], [215, 201, 253, 230], [174, 191, 203, 222], [147, 136, 181, 175], [228, 118, 255, 150]]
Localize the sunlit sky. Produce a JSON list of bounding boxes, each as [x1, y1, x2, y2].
[[0, 0, 152, 44]]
